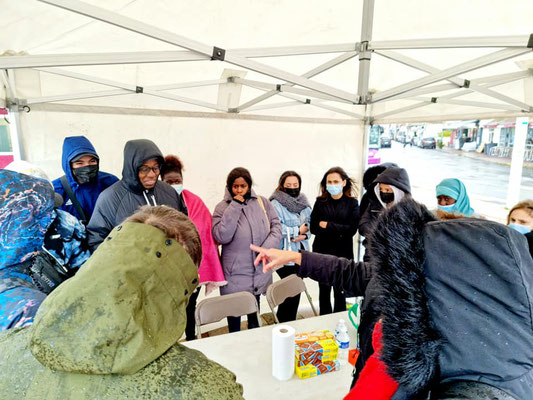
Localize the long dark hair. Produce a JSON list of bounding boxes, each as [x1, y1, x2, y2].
[[226, 167, 253, 193], [276, 170, 302, 193], [317, 166, 356, 199]]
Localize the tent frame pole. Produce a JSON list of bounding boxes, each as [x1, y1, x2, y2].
[[357, 0, 375, 103], [38, 0, 358, 103], [376, 50, 531, 111], [237, 51, 358, 112], [26, 79, 228, 105], [370, 35, 531, 50], [371, 48, 531, 103]]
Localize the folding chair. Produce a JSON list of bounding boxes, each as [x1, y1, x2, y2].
[[266, 274, 318, 323], [195, 291, 261, 338]]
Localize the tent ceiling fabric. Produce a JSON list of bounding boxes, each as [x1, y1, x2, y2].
[[1, 0, 532, 123]]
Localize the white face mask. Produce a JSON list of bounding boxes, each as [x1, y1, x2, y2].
[[171, 184, 183, 195]]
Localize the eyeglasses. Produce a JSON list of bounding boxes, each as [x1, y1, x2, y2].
[[138, 165, 161, 175]]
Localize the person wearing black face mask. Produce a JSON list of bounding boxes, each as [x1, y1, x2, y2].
[[269, 171, 312, 322], [379, 189, 395, 205], [53, 136, 119, 224]]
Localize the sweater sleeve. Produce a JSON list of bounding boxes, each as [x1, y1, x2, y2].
[[325, 198, 360, 236], [298, 251, 371, 296], [212, 200, 244, 245], [260, 197, 283, 249]]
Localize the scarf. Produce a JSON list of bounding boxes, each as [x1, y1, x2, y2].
[[269, 190, 310, 214]]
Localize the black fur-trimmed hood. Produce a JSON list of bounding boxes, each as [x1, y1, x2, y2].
[[367, 198, 440, 396], [366, 198, 533, 399]]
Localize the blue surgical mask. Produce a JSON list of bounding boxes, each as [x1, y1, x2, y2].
[[326, 184, 343, 196], [438, 204, 456, 213], [172, 184, 183, 195], [509, 223, 531, 235]]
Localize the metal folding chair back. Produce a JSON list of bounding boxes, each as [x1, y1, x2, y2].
[[195, 291, 260, 338], [266, 274, 318, 323]]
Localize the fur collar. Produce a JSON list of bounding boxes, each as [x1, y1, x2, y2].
[[366, 198, 442, 396]]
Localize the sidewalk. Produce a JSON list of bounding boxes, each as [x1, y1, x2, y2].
[[437, 146, 533, 169]]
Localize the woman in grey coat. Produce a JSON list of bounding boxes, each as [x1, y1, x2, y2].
[[212, 167, 282, 332]]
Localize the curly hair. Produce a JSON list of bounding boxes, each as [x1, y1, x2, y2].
[[125, 205, 202, 267], [161, 155, 184, 179], [507, 200, 533, 225]]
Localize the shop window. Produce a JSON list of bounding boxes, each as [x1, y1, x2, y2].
[[0, 125, 12, 152]]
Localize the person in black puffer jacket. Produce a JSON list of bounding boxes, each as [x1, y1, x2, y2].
[[87, 139, 187, 250], [252, 198, 533, 400]]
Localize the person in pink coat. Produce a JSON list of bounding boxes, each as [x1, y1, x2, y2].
[[161, 155, 226, 340]]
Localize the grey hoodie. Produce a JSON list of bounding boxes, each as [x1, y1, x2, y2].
[[212, 188, 282, 296]]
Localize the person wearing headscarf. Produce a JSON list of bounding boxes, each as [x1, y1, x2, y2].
[[0, 206, 244, 399], [435, 178, 477, 217], [52, 136, 118, 223]]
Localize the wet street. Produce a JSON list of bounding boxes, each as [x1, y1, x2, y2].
[[378, 141, 533, 222]]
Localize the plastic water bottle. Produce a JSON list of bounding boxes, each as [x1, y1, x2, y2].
[[335, 319, 350, 360]]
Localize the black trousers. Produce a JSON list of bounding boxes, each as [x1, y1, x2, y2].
[[275, 265, 301, 322], [227, 294, 261, 333], [185, 288, 200, 341], [318, 283, 346, 315]]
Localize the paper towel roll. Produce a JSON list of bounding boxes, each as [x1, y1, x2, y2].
[[272, 325, 295, 381]]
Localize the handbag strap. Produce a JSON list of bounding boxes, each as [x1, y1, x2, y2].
[[0, 277, 36, 294], [256, 196, 271, 234], [60, 175, 87, 223]]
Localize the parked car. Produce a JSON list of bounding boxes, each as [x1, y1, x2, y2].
[[380, 135, 391, 148], [420, 137, 436, 149]]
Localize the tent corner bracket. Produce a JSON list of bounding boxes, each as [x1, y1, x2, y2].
[[212, 47, 226, 61]]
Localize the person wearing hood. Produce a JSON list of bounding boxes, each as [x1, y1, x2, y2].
[[161, 154, 226, 341], [52, 136, 118, 224], [86, 139, 187, 251], [212, 167, 282, 332], [310, 166, 359, 315], [251, 199, 533, 400], [359, 162, 398, 218], [0, 168, 90, 331], [358, 166, 411, 238], [269, 170, 312, 322], [0, 205, 244, 399], [507, 199, 533, 257], [435, 178, 479, 218]]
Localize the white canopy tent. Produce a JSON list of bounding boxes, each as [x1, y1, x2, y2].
[[1, 0, 532, 210]]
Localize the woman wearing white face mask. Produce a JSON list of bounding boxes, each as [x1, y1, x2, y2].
[[507, 200, 533, 258], [161, 155, 227, 340], [310, 166, 359, 315]]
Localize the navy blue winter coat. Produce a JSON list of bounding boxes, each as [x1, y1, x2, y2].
[[52, 136, 118, 221]]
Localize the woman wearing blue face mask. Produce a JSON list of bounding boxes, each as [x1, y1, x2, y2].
[[161, 155, 226, 340], [310, 167, 359, 315], [507, 200, 533, 257], [436, 178, 479, 217]]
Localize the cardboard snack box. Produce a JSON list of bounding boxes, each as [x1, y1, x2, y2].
[[294, 330, 338, 367], [295, 359, 341, 379]]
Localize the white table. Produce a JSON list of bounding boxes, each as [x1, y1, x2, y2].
[[184, 311, 358, 400]]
